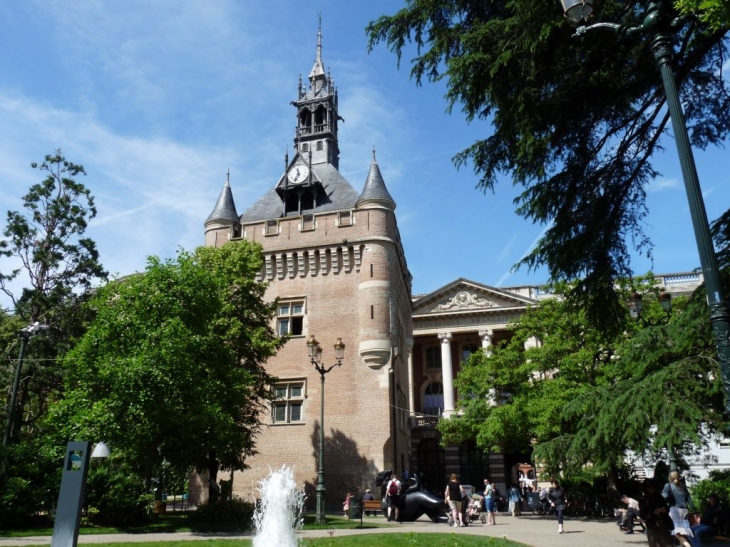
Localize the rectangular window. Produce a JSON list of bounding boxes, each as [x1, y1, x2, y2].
[[462, 344, 479, 363], [425, 346, 442, 370], [316, 141, 323, 150], [277, 299, 305, 336], [338, 210, 353, 227], [272, 380, 305, 424], [301, 214, 315, 232], [302, 143, 309, 152], [265, 220, 278, 236]]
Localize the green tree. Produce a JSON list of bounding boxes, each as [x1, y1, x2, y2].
[[50, 242, 283, 493], [0, 150, 107, 324], [440, 277, 727, 488], [440, 281, 621, 472], [367, 1, 730, 330], [1, 151, 106, 449], [676, 0, 730, 31], [563, 275, 728, 477]]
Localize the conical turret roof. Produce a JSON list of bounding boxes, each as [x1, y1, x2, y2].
[[356, 151, 395, 210], [205, 177, 239, 225]]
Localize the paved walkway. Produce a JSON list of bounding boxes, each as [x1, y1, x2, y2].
[[0, 514, 647, 547]]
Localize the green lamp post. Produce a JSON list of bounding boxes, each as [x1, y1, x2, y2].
[[307, 334, 345, 524], [559, 0, 730, 411]]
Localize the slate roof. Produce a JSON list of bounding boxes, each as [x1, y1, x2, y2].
[[205, 180, 239, 224], [239, 163, 360, 223], [357, 154, 395, 210]]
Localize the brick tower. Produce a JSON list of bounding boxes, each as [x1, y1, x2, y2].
[[203, 26, 413, 511]]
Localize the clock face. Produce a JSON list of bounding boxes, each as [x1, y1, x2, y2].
[[287, 164, 310, 184]]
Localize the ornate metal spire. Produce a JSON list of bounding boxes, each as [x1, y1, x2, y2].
[[308, 17, 326, 84]]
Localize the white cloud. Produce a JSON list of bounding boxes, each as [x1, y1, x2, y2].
[[647, 177, 679, 192]]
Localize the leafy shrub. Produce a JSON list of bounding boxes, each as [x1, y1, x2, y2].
[[0, 439, 63, 529], [85, 463, 154, 526], [189, 497, 254, 526], [690, 469, 730, 514]]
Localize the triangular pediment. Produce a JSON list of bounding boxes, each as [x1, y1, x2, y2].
[[412, 278, 537, 316]]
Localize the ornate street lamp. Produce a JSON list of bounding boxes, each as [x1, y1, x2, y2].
[[307, 334, 345, 524], [560, 0, 730, 411], [3, 321, 48, 447], [628, 291, 672, 323]]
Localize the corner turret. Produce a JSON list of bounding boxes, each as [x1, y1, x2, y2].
[[204, 171, 240, 246], [356, 150, 395, 211]]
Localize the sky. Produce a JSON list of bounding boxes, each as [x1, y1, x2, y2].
[[0, 1, 728, 310]]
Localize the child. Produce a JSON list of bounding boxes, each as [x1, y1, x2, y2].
[[343, 493, 353, 518]]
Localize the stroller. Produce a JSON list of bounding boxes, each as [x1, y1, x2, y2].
[[466, 495, 486, 523], [446, 495, 486, 526]]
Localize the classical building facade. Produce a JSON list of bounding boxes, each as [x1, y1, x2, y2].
[[199, 29, 711, 507]]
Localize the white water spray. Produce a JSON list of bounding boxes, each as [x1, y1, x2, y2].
[[253, 466, 305, 547]]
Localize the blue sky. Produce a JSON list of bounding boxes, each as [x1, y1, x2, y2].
[[0, 1, 728, 310]]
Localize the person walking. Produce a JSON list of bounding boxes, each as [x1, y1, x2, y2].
[[508, 483, 522, 517], [662, 471, 694, 547], [548, 479, 566, 534], [385, 474, 402, 522], [641, 479, 673, 547], [445, 473, 466, 527], [483, 478, 496, 525]]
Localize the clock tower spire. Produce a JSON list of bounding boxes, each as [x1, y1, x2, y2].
[[293, 21, 341, 169]]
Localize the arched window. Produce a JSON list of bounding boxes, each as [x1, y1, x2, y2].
[[416, 438, 445, 495], [459, 440, 489, 491], [423, 382, 444, 417]]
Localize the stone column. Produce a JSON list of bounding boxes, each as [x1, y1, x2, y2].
[[479, 329, 494, 357], [439, 332, 454, 418], [479, 329, 497, 406]]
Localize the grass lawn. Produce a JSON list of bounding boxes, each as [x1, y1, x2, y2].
[[5, 536, 525, 547], [1, 514, 393, 538]]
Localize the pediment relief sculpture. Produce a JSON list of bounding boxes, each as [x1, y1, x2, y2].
[[431, 290, 499, 312]]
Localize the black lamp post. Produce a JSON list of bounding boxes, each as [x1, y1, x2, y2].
[[559, 0, 730, 411], [3, 321, 48, 447], [307, 334, 345, 524]]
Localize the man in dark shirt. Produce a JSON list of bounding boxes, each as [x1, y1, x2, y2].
[[690, 494, 724, 546], [362, 489, 375, 516]]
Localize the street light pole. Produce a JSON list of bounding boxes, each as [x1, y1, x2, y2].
[[307, 334, 345, 525], [560, 0, 730, 411], [3, 322, 48, 447]]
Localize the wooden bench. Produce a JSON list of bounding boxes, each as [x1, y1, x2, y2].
[[363, 500, 382, 516]]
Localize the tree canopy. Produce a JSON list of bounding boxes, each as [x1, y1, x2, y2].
[[439, 277, 728, 485], [49, 242, 283, 489], [367, 1, 730, 331], [0, 150, 107, 325]]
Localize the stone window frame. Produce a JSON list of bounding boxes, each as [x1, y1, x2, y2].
[[272, 379, 306, 425], [338, 210, 353, 227], [422, 381, 444, 417], [424, 345, 441, 371], [301, 214, 315, 232], [276, 298, 306, 337], [265, 219, 279, 236]]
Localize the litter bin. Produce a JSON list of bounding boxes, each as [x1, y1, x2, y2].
[[349, 498, 363, 520]]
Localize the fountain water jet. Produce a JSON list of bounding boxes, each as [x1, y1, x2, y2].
[[253, 466, 305, 547]]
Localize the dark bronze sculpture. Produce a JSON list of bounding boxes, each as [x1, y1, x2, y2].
[[375, 470, 448, 522]]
